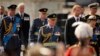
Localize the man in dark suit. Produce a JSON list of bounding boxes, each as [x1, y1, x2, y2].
[[15, 3, 30, 48], [1, 4, 21, 56], [65, 5, 86, 46], [85, 3, 100, 56], [30, 8, 48, 42]]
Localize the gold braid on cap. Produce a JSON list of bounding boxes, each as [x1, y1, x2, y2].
[[3, 19, 12, 35], [41, 27, 52, 43]]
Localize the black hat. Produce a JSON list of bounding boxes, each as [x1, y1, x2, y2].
[[47, 13, 57, 19], [39, 8, 48, 12], [8, 4, 17, 9], [88, 15, 96, 20], [88, 3, 99, 8]]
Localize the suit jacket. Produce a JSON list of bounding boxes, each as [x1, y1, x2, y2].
[[16, 13, 30, 45], [30, 18, 47, 42], [65, 17, 85, 45]]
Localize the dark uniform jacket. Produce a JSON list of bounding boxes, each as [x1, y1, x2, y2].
[[38, 25, 61, 43], [16, 13, 30, 47], [30, 18, 47, 42], [1, 16, 21, 51]]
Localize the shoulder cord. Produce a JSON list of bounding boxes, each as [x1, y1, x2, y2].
[[3, 19, 12, 35], [41, 27, 52, 43]]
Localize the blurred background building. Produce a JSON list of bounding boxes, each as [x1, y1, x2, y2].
[[0, 0, 100, 25], [0, 0, 100, 42]]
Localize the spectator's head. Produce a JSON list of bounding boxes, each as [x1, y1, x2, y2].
[[80, 6, 85, 14], [88, 3, 99, 15], [7, 4, 17, 16], [0, 5, 5, 15], [47, 13, 57, 27], [72, 5, 82, 17], [17, 3, 25, 13], [72, 22, 93, 46], [87, 15, 96, 28], [39, 8, 48, 19]]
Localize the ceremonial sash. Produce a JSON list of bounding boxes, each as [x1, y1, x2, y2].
[[3, 17, 20, 46]]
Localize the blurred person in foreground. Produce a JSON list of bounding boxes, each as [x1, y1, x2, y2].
[[56, 42, 65, 56], [65, 22, 96, 56], [26, 43, 53, 56]]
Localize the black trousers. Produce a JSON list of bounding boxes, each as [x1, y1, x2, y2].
[[5, 48, 21, 56]]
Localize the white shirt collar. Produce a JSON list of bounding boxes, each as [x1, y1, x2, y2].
[[74, 16, 80, 21], [47, 24, 54, 28]]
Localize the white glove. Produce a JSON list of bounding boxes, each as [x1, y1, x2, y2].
[[29, 42, 34, 46], [0, 46, 4, 53], [21, 45, 25, 51]]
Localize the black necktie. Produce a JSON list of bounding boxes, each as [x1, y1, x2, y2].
[[12, 17, 14, 23], [77, 17, 80, 22], [21, 14, 23, 19]]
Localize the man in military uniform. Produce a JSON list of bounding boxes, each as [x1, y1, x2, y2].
[[85, 3, 100, 56], [38, 13, 61, 46], [0, 6, 6, 45], [16, 3, 30, 48], [85, 3, 100, 20], [1, 4, 21, 56], [30, 8, 48, 42]]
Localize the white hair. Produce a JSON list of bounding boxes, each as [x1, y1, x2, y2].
[[17, 3, 25, 8], [72, 22, 93, 39]]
